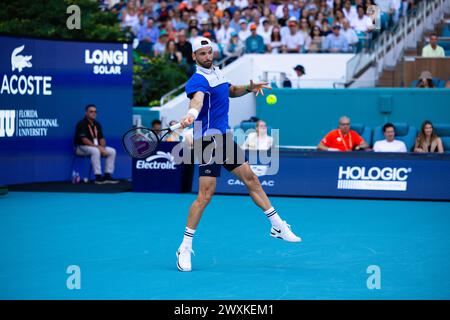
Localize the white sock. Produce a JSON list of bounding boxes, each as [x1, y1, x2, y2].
[[181, 227, 195, 248], [264, 207, 283, 226]]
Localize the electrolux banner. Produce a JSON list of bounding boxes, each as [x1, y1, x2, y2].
[[0, 35, 132, 185], [192, 151, 450, 201]]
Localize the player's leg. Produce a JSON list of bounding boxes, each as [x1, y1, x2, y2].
[[177, 176, 216, 272], [231, 162, 301, 242]]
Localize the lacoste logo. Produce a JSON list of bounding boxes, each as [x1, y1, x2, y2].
[[11, 45, 32, 72]]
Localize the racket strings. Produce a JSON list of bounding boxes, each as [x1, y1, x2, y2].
[[123, 128, 159, 158]]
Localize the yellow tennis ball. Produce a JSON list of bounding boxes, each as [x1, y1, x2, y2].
[[266, 94, 277, 105]]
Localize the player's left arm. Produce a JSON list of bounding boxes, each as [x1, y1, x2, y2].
[[229, 80, 271, 98]]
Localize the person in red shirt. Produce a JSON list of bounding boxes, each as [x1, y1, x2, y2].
[[317, 116, 369, 152]]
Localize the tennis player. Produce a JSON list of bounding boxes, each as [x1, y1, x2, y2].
[[176, 37, 301, 272]]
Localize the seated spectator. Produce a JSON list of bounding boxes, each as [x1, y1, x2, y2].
[[416, 71, 435, 88], [422, 33, 446, 58], [121, 1, 140, 33], [238, 18, 251, 42], [245, 23, 265, 53], [224, 32, 244, 63], [268, 25, 283, 53], [341, 19, 359, 51], [216, 16, 236, 47], [282, 19, 304, 53], [373, 123, 407, 152], [165, 40, 182, 64], [138, 17, 160, 45], [317, 116, 369, 152], [153, 30, 169, 57], [258, 19, 273, 48], [351, 5, 374, 33], [243, 120, 273, 150], [176, 29, 194, 65], [151, 119, 163, 139], [308, 26, 324, 53], [74, 104, 118, 184], [343, 0, 357, 23], [414, 120, 444, 153], [322, 25, 349, 53]]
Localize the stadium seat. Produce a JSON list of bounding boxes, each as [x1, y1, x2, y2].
[[372, 123, 417, 151], [441, 24, 450, 37], [434, 123, 450, 153], [350, 123, 373, 146]]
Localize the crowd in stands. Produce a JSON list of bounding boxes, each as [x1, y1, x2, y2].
[[100, 0, 421, 74]]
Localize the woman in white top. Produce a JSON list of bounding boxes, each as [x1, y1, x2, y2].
[[243, 120, 273, 150], [121, 1, 140, 31]]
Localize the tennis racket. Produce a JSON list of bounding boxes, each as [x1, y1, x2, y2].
[[122, 122, 182, 159]]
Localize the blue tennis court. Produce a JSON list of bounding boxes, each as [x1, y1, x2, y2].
[[1, 191, 449, 300]]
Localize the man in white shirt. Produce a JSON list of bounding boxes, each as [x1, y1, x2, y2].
[[282, 19, 305, 53], [275, 0, 294, 19], [238, 18, 250, 42], [422, 33, 446, 58], [257, 19, 273, 46], [351, 5, 374, 33], [373, 123, 407, 153], [216, 16, 236, 46], [343, 0, 357, 24]]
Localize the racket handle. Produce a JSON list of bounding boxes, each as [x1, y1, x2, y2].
[[169, 122, 182, 131]]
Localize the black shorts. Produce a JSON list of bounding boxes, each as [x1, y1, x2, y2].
[[194, 133, 247, 177]]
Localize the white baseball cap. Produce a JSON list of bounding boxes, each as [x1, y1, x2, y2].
[[192, 37, 213, 52]]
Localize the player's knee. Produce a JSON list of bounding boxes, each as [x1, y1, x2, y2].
[[244, 171, 260, 187], [197, 190, 214, 206], [91, 148, 101, 158]]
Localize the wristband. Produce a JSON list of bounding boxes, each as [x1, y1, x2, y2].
[[187, 108, 199, 120]]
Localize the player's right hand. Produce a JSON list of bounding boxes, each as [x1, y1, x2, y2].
[[180, 114, 195, 128]]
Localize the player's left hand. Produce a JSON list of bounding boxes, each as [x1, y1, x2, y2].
[[248, 80, 271, 96]]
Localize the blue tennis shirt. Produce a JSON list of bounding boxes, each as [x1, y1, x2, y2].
[[185, 65, 231, 139]]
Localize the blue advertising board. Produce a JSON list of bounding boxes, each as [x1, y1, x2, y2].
[[192, 150, 450, 201], [0, 35, 133, 185]]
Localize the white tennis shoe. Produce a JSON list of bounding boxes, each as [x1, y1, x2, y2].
[[270, 220, 302, 242], [176, 246, 194, 272]]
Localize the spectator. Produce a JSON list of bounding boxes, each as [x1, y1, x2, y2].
[[154, 30, 169, 56], [245, 23, 265, 53], [317, 116, 369, 151], [322, 25, 349, 53], [165, 40, 182, 63], [342, 0, 357, 23], [216, 16, 236, 46], [176, 29, 194, 65], [321, 18, 333, 36], [351, 5, 374, 33], [341, 18, 359, 51], [299, 18, 312, 50], [121, 1, 140, 32], [199, 17, 217, 41], [229, 9, 242, 32], [74, 104, 118, 184], [373, 123, 407, 152], [422, 33, 446, 58], [278, 5, 291, 27], [258, 19, 273, 47], [188, 26, 201, 43], [414, 120, 444, 153], [276, 0, 293, 19], [308, 25, 324, 53], [235, 0, 249, 9], [138, 17, 160, 44], [151, 119, 163, 139], [224, 31, 244, 63], [282, 19, 304, 53], [416, 71, 435, 88], [268, 25, 283, 53], [243, 120, 273, 150], [238, 18, 251, 42]]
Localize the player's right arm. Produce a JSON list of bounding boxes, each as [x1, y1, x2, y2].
[[180, 91, 204, 128]]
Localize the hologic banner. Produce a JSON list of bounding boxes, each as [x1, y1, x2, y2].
[[0, 35, 132, 185], [192, 150, 450, 201]]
